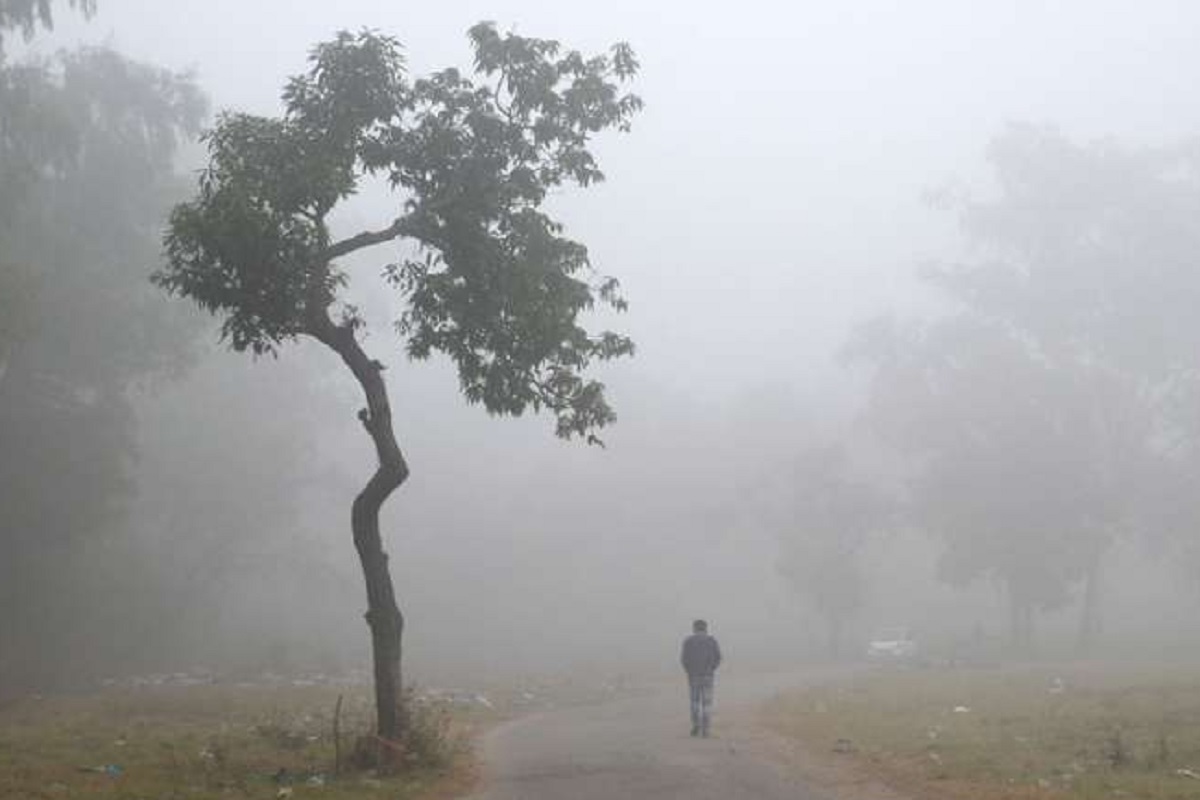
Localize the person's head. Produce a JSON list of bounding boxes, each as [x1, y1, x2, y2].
[[693, 619, 708, 634]]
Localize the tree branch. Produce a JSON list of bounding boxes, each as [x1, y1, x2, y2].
[[320, 218, 406, 262]]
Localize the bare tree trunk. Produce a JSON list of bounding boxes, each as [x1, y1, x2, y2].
[[1077, 552, 1102, 656], [1008, 591, 1035, 655], [308, 310, 409, 743], [827, 614, 842, 661], [1008, 593, 1020, 652]]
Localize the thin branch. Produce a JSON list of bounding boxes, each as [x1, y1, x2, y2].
[[494, 66, 515, 122], [320, 218, 406, 262]]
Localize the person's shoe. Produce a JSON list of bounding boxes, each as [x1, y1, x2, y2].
[[690, 725, 699, 737]]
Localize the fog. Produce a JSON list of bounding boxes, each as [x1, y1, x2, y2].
[[6, 0, 1200, 696]]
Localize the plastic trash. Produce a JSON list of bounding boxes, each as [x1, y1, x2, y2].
[[832, 738, 856, 754], [79, 764, 123, 777]]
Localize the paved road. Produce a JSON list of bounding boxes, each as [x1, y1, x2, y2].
[[468, 674, 827, 800]]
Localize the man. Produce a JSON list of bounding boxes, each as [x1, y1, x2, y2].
[[680, 618, 722, 737]]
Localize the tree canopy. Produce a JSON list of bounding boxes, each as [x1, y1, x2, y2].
[[0, 3, 206, 689], [158, 24, 641, 440], [850, 124, 1181, 649], [0, 0, 93, 50]]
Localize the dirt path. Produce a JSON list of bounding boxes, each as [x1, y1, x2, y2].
[[466, 672, 846, 800]]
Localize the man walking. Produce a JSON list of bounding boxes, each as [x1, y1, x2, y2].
[[680, 619, 722, 737]]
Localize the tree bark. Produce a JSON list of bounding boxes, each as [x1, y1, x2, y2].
[[307, 309, 409, 743], [1076, 552, 1102, 655]]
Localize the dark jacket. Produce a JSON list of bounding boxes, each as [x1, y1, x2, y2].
[[680, 632, 722, 677]]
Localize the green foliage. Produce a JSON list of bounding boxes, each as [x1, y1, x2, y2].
[[158, 24, 641, 440], [0, 0, 94, 48], [165, 112, 347, 353]]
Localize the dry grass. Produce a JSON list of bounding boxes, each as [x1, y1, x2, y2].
[[0, 683, 486, 800], [763, 665, 1200, 800]]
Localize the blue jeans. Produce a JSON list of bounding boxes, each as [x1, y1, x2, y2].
[[688, 674, 714, 733]]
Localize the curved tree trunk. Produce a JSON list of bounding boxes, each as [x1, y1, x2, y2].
[[308, 310, 409, 743]]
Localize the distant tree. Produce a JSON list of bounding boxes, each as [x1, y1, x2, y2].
[[847, 314, 1150, 652], [942, 125, 1200, 648], [930, 124, 1200, 382], [0, 0, 93, 49], [925, 125, 1200, 628], [846, 124, 1200, 653], [155, 25, 640, 746], [776, 446, 891, 659], [0, 5, 205, 690]]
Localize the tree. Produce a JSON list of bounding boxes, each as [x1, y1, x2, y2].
[[155, 25, 641, 744], [931, 124, 1200, 383], [848, 314, 1150, 651], [927, 125, 1200, 633], [846, 124, 1200, 653], [0, 2, 207, 691], [776, 446, 891, 658], [938, 125, 1200, 649], [0, 0, 93, 50]]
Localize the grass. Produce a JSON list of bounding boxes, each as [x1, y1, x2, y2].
[[763, 665, 1200, 800], [0, 683, 488, 800]]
